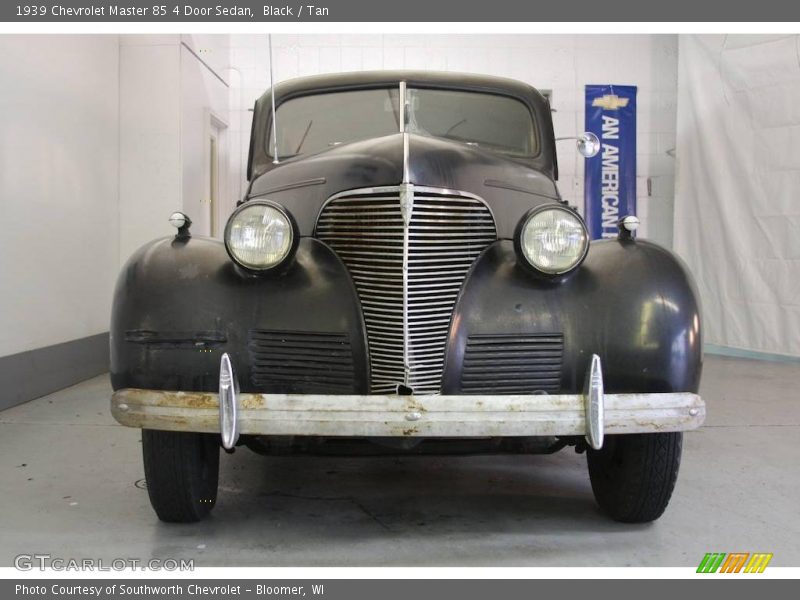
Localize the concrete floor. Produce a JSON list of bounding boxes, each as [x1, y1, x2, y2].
[[1, 355, 798, 567]]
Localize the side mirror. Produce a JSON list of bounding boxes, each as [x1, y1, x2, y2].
[[556, 132, 601, 158], [576, 132, 601, 158]]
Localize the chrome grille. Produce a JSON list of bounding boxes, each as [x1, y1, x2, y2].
[[316, 186, 497, 394]]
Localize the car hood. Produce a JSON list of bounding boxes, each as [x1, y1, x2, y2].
[[248, 133, 561, 238]]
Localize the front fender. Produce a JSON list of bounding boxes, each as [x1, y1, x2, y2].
[[443, 239, 702, 394], [110, 236, 369, 394]]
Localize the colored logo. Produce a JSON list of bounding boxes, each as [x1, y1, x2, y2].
[[591, 94, 630, 110], [697, 552, 773, 573]]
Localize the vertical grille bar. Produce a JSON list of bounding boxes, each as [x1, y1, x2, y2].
[[317, 186, 496, 394]]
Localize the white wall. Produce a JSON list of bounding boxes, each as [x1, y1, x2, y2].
[[228, 34, 678, 246], [0, 35, 119, 357], [119, 37, 181, 263], [0, 34, 230, 358], [119, 34, 230, 263]]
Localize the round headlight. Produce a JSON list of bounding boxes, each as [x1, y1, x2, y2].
[[515, 206, 589, 275], [224, 201, 296, 271]]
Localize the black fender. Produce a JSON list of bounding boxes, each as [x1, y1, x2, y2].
[[110, 236, 369, 394], [442, 239, 702, 394]]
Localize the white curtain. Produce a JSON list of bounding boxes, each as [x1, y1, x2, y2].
[[674, 35, 800, 357]]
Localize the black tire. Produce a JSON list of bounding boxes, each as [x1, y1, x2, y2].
[[142, 429, 220, 523], [587, 432, 682, 523]]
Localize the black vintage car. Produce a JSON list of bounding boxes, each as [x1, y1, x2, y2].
[[110, 71, 704, 524]]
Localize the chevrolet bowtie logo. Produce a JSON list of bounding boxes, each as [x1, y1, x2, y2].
[[592, 94, 629, 110]]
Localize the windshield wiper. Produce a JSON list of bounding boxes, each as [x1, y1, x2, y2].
[[444, 118, 467, 135], [389, 89, 400, 130], [294, 120, 313, 155]]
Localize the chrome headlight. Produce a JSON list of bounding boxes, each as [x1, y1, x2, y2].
[[224, 201, 297, 272], [515, 206, 589, 275]]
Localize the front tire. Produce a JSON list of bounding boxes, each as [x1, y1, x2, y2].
[[142, 429, 220, 523], [587, 432, 682, 523]]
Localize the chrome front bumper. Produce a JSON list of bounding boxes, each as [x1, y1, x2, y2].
[[111, 354, 705, 451]]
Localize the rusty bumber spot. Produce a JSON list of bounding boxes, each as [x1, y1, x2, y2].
[[125, 389, 265, 410]]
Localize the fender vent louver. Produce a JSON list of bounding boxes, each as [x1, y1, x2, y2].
[[460, 333, 564, 394], [248, 330, 356, 393]]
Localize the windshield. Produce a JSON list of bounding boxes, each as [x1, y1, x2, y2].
[[270, 88, 401, 159], [268, 86, 537, 159], [405, 88, 536, 155]]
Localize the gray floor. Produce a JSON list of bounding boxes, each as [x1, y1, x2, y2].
[[1, 355, 798, 567]]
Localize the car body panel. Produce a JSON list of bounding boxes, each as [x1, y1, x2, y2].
[[442, 239, 702, 395], [110, 236, 370, 394]]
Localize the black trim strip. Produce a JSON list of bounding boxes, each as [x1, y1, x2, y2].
[[124, 330, 227, 347], [250, 177, 327, 197], [484, 178, 558, 200]]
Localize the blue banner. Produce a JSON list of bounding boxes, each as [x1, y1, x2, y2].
[[584, 85, 637, 239]]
